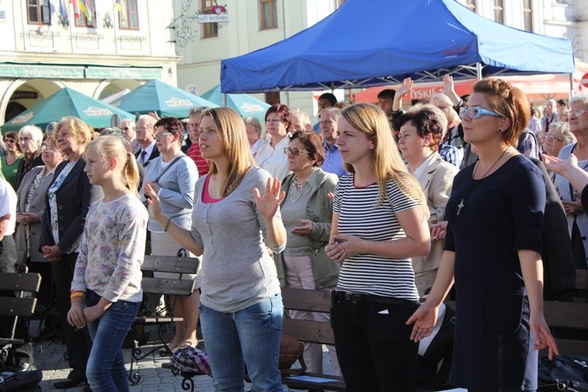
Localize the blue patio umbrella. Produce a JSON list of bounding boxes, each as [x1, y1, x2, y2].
[[201, 84, 270, 122], [111, 79, 218, 118], [1, 87, 134, 133]]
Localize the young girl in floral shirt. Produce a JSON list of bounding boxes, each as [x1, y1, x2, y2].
[[67, 135, 148, 392]]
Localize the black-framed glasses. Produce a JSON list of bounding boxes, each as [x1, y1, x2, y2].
[[284, 147, 308, 156], [459, 106, 502, 119]]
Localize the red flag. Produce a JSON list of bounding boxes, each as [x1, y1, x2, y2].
[[69, 0, 79, 18]]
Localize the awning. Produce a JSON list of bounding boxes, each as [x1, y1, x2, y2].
[[0, 62, 162, 80]]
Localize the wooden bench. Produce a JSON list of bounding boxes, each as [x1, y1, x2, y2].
[[281, 287, 346, 392], [128, 255, 199, 384], [0, 272, 42, 346]]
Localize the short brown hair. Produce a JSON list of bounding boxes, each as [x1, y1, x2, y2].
[[289, 131, 325, 167]]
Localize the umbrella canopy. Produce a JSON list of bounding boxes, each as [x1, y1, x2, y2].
[[111, 79, 218, 118], [201, 84, 270, 122], [1, 87, 134, 133]]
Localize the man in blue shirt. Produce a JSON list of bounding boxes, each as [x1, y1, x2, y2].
[[320, 108, 346, 177]]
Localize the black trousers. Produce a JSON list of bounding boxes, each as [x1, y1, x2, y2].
[[51, 252, 92, 381]]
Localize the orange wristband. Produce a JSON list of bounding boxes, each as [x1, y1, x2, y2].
[[70, 291, 85, 300]]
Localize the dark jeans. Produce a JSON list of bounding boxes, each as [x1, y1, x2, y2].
[[330, 292, 420, 392], [51, 252, 92, 381]]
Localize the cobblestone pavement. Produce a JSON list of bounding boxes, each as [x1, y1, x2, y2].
[[31, 324, 335, 392]]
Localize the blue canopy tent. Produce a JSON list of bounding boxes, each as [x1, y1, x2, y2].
[[220, 0, 575, 93]]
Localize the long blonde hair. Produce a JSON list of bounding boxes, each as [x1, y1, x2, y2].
[[341, 103, 428, 217], [85, 136, 140, 196], [203, 107, 255, 197]]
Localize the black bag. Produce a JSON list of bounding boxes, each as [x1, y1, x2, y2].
[[538, 354, 588, 391], [0, 369, 42, 392]]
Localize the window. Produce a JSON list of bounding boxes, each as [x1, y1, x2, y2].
[[118, 0, 139, 30], [493, 0, 504, 24], [523, 0, 533, 31], [465, 0, 476, 12], [27, 0, 51, 25], [200, 0, 219, 38], [75, 0, 96, 28], [259, 0, 278, 30]]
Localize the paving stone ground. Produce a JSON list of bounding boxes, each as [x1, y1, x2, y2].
[[30, 322, 335, 392]]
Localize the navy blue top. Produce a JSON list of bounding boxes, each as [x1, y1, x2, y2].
[[444, 154, 545, 389]]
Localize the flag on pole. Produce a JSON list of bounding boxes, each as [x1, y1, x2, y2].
[[59, 0, 67, 20], [70, 0, 79, 18], [114, 0, 127, 24], [78, 0, 93, 21]]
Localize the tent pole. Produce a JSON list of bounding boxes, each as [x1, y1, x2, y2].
[[476, 63, 482, 81], [569, 72, 574, 101], [222, 93, 227, 106]]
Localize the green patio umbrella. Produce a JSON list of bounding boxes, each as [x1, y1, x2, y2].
[[1, 87, 134, 133], [201, 84, 270, 122], [111, 79, 218, 118]]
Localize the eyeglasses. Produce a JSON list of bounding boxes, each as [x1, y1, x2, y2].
[[266, 119, 283, 124], [543, 133, 563, 142], [459, 106, 503, 119], [3, 139, 15, 144], [569, 109, 587, 118], [41, 145, 59, 152], [136, 126, 151, 131], [284, 147, 308, 156], [155, 132, 173, 140], [122, 127, 134, 131], [19, 136, 32, 143]]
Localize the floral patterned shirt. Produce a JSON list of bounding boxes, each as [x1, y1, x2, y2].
[[71, 193, 148, 303]]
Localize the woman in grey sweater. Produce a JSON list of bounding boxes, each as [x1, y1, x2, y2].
[[145, 107, 287, 392]]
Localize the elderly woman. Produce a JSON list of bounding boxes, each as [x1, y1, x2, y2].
[[243, 116, 267, 161], [1, 131, 23, 189], [16, 136, 65, 306], [39, 116, 102, 389], [554, 91, 588, 270], [256, 104, 293, 181], [141, 117, 199, 352], [274, 130, 340, 375], [396, 105, 459, 296], [430, 93, 463, 167], [16, 126, 44, 189], [543, 122, 575, 161]]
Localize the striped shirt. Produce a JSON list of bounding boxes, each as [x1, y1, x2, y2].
[[333, 174, 420, 300]]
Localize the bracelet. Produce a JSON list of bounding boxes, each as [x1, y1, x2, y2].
[[70, 291, 85, 300], [164, 217, 171, 233]]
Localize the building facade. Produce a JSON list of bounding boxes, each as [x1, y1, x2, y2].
[[0, 0, 178, 126]]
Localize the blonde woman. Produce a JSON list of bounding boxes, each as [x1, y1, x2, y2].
[[325, 103, 430, 391], [145, 107, 286, 391]]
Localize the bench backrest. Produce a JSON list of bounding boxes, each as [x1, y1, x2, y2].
[[281, 287, 335, 345], [0, 273, 41, 317], [141, 255, 199, 296]]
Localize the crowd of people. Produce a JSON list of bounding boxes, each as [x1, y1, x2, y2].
[[0, 80, 586, 392]]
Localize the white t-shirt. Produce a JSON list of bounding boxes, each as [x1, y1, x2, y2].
[[0, 178, 17, 237]]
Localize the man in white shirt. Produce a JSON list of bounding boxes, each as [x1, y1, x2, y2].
[[0, 175, 17, 273]]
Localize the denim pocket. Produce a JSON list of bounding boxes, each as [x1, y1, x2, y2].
[[244, 296, 274, 316]]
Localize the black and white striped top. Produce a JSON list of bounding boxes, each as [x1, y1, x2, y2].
[[333, 174, 420, 300]]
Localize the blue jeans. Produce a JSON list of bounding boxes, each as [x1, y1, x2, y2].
[[199, 294, 284, 392], [85, 290, 141, 392]]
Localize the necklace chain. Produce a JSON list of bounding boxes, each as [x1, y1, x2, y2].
[[457, 147, 511, 216]]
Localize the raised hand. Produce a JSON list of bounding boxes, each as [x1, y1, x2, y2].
[[396, 77, 413, 99], [254, 177, 286, 219]]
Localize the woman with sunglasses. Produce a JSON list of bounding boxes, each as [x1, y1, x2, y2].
[[274, 130, 341, 375], [141, 117, 199, 352], [145, 107, 286, 391], [408, 79, 558, 392]]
